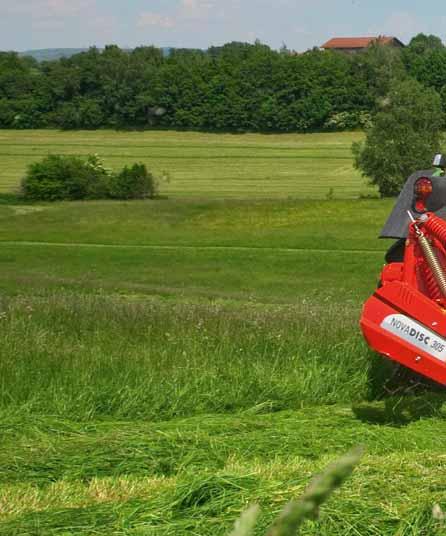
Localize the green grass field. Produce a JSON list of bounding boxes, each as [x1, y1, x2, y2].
[[2, 132, 446, 535], [0, 130, 374, 198], [0, 198, 391, 300]]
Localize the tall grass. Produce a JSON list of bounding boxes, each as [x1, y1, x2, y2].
[[0, 293, 372, 420]]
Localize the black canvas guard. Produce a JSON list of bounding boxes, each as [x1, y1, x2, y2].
[[380, 170, 446, 239]]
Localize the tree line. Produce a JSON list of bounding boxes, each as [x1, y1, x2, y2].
[[0, 34, 445, 132]]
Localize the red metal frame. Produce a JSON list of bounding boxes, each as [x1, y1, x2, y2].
[[360, 215, 446, 385]]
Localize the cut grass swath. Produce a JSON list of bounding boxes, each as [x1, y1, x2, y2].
[[229, 447, 363, 535]]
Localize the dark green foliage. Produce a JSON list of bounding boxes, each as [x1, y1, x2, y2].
[[21, 155, 155, 201], [353, 79, 444, 197], [21, 155, 107, 201], [56, 98, 104, 129], [108, 163, 156, 199], [406, 33, 444, 55], [0, 98, 16, 127], [0, 41, 411, 133], [5, 39, 446, 133], [352, 43, 407, 101]]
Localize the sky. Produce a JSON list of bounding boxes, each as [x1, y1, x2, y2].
[[1, 0, 446, 52]]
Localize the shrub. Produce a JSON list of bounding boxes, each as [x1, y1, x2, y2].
[[21, 154, 107, 201], [21, 155, 157, 201], [108, 163, 157, 200]]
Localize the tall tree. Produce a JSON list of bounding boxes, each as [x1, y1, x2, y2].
[[353, 79, 444, 197]]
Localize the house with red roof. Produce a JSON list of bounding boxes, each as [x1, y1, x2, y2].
[[321, 36, 404, 54]]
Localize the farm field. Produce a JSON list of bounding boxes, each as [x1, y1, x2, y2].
[[2, 194, 446, 535], [1, 125, 445, 535], [0, 130, 374, 198]]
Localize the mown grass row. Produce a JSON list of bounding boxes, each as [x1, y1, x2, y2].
[[2, 402, 446, 535], [0, 130, 373, 198]]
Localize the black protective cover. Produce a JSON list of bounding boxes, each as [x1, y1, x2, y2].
[[380, 170, 446, 239]]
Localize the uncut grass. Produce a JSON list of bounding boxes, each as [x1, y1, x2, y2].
[[0, 198, 392, 251], [0, 242, 382, 302], [0, 198, 386, 303], [0, 294, 370, 420]]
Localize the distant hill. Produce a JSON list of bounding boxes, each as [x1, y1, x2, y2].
[[19, 48, 88, 61], [19, 47, 173, 62]]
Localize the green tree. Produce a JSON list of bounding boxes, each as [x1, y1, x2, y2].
[[352, 43, 406, 103], [4, 38, 446, 133], [406, 33, 444, 56], [353, 79, 444, 197]]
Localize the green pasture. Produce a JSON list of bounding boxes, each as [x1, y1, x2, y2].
[[0, 130, 373, 198], [0, 197, 392, 250], [0, 198, 391, 300]]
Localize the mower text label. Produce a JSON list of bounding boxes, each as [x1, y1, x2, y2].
[[381, 314, 446, 362]]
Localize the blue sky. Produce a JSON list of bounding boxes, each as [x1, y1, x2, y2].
[[1, 0, 446, 52]]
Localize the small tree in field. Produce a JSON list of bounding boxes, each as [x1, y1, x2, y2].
[[353, 79, 444, 197]]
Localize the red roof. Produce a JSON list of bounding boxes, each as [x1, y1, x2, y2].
[[322, 36, 403, 49]]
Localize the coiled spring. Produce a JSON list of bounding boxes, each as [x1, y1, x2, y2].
[[417, 232, 446, 297], [422, 214, 446, 244]]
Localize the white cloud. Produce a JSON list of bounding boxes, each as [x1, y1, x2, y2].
[[45, 0, 93, 16], [181, 0, 216, 8], [0, 0, 119, 46], [180, 0, 216, 20], [137, 12, 175, 29], [2, 0, 95, 18], [135, 0, 224, 33], [179, 0, 243, 22]]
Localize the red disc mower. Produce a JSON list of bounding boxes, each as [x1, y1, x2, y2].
[[361, 154, 446, 386]]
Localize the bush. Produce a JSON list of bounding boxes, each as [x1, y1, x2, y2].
[[21, 155, 156, 201], [353, 79, 444, 197], [21, 154, 107, 201], [108, 163, 156, 200]]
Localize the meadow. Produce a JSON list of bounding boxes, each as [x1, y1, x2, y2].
[[0, 130, 374, 198], [1, 131, 446, 535]]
